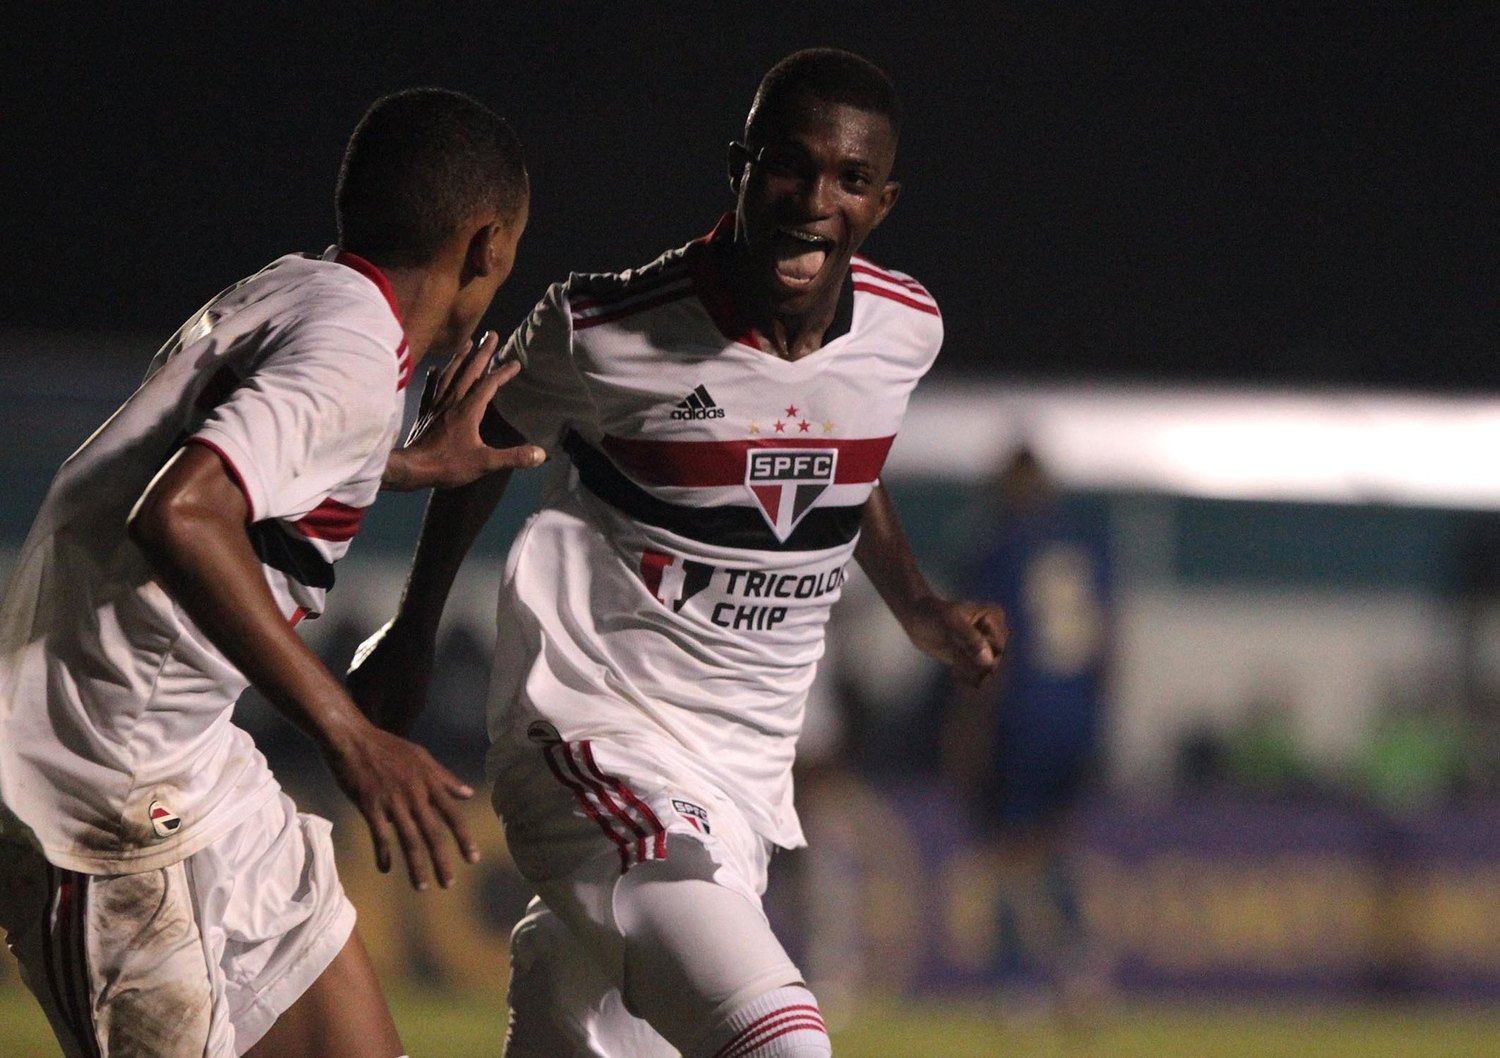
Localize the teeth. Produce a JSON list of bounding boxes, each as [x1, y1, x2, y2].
[[781, 228, 830, 245]]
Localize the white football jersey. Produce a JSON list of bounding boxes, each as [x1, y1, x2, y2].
[[0, 249, 408, 873], [488, 217, 942, 848]]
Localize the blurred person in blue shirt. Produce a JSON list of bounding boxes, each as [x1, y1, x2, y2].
[[942, 444, 1113, 1013]]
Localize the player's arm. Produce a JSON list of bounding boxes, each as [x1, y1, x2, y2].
[[128, 444, 479, 891], [382, 331, 545, 491], [347, 407, 523, 735], [854, 482, 1007, 687]]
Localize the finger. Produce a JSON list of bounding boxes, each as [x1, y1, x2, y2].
[[418, 365, 440, 413], [389, 803, 433, 891], [366, 805, 395, 875], [466, 356, 522, 409], [948, 609, 994, 663], [404, 369, 444, 446], [428, 759, 475, 801], [451, 330, 500, 398], [974, 608, 1009, 653], [433, 790, 482, 865], [412, 798, 458, 889], [481, 442, 548, 473], [432, 336, 475, 404]]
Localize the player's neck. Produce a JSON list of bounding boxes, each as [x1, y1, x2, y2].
[[730, 260, 844, 361], [758, 308, 834, 361], [380, 267, 457, 369]]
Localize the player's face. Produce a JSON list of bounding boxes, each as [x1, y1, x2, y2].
[[443, 197, 529, 351], [731, 97, 900, 317]]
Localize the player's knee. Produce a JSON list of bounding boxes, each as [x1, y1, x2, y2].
[[691, 984, 831, 1058]]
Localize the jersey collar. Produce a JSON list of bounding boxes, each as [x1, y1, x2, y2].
[[688, 215, 762, 350], [326, 246, 412, 390]]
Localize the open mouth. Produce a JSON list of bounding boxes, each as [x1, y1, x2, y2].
[[772, 227, 834, 289]]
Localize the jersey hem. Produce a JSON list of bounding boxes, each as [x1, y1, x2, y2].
[[29, 777, 281, 876]]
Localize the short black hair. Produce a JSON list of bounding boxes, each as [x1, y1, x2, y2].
[[336, 88, 528, 269], [745, 48, 902, 147]]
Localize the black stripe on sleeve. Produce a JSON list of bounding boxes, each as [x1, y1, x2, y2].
[[246, 521, 336, 591]]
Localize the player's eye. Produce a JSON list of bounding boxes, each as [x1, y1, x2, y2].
[[842, 170, 873, 192]]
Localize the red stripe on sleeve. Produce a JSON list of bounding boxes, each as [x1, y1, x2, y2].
[[294, 497, 368, 542], [852, 281, 941, 316], [850, 259, 931, 296]]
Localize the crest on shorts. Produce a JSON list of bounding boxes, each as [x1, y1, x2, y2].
[[671, 798, 711, 835], [745, 448, 838, 542], [148, 800, 181, 839]]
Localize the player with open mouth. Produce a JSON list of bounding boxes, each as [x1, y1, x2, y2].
[[351, 48, 1007, 1058]]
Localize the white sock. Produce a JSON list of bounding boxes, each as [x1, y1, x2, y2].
[[696, 984, 830, 1058]]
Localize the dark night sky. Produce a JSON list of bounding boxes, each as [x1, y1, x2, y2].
[[3, 3, 1496, 390]]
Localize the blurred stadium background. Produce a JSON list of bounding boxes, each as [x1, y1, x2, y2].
[[5, 4, 1498, 1055]]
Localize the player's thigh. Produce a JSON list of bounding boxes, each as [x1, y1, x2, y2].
[[504, 898, 676, 1058], [241, 927, 401, 1058], [0, 844, 222, 1058], [610, 840, 803, 1053], [187, 792, 365, 1053]]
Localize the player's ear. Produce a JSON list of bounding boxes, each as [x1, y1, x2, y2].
[[727, 141, 751, 195], [463, 222, 502, 281], [871, 180, 901, 229]]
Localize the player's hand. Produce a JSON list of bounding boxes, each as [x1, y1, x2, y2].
[[383, 331, 546, 490], [902, 596, 1007, 687], [324, 720, 480, 891], [346, 618, 432, 738]]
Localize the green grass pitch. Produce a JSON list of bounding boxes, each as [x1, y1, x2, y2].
[[4, 985, 1500, 1056]]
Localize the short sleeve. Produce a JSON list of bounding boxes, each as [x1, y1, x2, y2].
[[189, 323, 396, 522], [489, 282, 596, 452]]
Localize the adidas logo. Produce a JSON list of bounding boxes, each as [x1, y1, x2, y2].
[[670, 384, 726, 420]]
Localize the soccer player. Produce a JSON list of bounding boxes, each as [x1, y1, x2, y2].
[[0, 89, 540, 1058], [351, 50, 1007, 1057]]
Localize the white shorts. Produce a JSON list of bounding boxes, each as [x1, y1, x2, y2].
[[492, 733, 804, 1056], [0, 791, 355, 1058]]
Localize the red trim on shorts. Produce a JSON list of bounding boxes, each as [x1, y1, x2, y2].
[[544, 743, 632, 872], [715, 1006, 828, 1058], [578, 742, 667, 863], [560, 743, 659, 868], [44, 867, 101, 1058], [541, 741, 668, 873], [562, 747, 646, 864], [39, 866, 62, 1039]]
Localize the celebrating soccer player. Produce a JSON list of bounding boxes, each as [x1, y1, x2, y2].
[[351, 50, 1007, 1057], [0, 89, 540, 1058]]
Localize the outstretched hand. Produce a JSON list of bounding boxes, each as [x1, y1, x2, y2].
[[384, 331, 546, 490], [902, 596, 1008, 687], [322, 718, 480, 891]]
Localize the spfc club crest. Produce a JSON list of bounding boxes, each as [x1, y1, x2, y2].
[[148, 800, 181, 839], [745, 448, 838, 542]]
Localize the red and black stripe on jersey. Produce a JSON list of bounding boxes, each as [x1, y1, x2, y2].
[[563, 430, 893, 552], [569, 254, 694, 332]]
